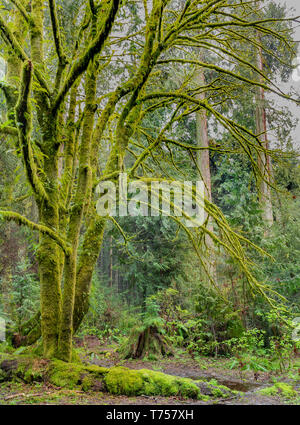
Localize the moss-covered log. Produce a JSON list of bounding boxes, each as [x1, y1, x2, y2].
[[0, 355, 236, 400]]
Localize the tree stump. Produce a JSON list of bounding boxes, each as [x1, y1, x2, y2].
[[121, 324, 173, 359]]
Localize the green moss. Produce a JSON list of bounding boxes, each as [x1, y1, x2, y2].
[[5, 357, 48, 383], [49, 360, 86, 389], [32, 344, 43, 357], [48, 360, 108, 391], [104, 367, 202, 399], [71, 349, 82, 364], [208, 379, 238, 398], [195, 378, 238, 399], [49, 360, 78, 388], [105, 367, 144, 396], [16, 359, 30, 375], [81, 374, 94, 392], [23, 365, 44, 383], [259, 382, 297, 399]]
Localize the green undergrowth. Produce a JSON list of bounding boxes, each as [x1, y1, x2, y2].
[[259, 382, 298, 399]]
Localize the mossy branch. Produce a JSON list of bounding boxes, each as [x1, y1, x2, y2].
[[0, 12, 50, 96], [0, 81, 16, 99], [137, 91, 279, 187], [0, 210, 70, 255], [0, 12, 28, 61], [0, 125, 18, 136], [89, 0, 97, 16], [156, 58, 281, 99], [15, 61, 48, 201], [48, 0, 67, 66], [10, 0, 35, 27], [52, 0, 121, 113]]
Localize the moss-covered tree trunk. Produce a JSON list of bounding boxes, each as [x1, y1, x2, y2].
[[0, 0, 121, 360], [38, 196, 62, 359]]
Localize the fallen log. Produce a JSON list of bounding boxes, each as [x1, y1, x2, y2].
[[0, 354, 236, 400]]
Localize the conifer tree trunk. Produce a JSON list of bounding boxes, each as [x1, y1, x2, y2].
[[195, 58, 216, 279], [255, 7, 274, 227]]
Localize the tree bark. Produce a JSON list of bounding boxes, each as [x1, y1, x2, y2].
[[195, 56, 216, 280], [255, 20, 274, 227]]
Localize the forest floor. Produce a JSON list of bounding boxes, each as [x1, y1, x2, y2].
[[0, 335, 299, 405]]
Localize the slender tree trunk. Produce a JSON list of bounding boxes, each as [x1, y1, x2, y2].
[[255, 19, 274, 227], [109, 236, 113, 288], [195, 58, 216, 279], [73, 216, 106, 332]]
